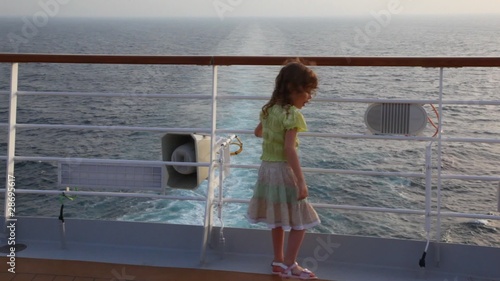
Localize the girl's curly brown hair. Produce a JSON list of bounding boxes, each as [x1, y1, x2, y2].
[[261, 58, 318, 118]]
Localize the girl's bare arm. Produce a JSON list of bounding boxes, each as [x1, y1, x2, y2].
[[284, 128, 308, 200], [254, 122, 263, 137]]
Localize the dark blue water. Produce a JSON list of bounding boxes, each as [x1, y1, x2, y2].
[[0, 16, 499, 247]]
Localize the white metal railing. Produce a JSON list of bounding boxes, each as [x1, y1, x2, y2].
[[1, 56, 500, 263]]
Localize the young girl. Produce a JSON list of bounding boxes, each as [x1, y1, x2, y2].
[[247, 60, 321, 279]]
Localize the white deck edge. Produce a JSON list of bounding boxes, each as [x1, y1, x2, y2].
[[3, 217, 499, 281]]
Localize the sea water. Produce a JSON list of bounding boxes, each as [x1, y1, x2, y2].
[[0, 16, 499, 247]]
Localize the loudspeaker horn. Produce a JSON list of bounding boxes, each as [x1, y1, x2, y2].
[[161, 133, 211, 189]]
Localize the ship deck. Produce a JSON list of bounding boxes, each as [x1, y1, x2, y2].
[[1, 217, 498, 281], [0, 257, 292, 281]]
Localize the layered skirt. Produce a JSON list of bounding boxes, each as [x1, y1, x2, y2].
[[247, 161, 320, 230]]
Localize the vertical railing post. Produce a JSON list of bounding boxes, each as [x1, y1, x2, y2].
[[435, 67, 444, 266], [200, 64, 218, 264], [4, 63, 19, 232], [419, 142, 433, 267], [497, 182, 500, 212], [425, 144, 432, 232]]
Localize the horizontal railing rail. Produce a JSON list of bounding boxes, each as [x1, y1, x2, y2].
[[2, 90, 500, 105], [1, 53, 500, 67], [14, 124, 212, 133], [3, 123, 499, 144], [1, 187, 498, 221]]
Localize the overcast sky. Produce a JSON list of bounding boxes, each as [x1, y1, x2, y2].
[[2, 0, 500, 18]]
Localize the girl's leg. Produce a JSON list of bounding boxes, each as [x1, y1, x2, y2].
[[271, 227, 285, 262], [283, 229, 316, 278], [284, 229, 305, 265]]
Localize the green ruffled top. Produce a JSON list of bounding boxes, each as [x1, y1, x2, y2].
[[260, 104, 307, 162]]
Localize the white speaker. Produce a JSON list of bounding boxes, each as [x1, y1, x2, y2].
[[162, 133, 211, 189], [364, 103, 427, 135]]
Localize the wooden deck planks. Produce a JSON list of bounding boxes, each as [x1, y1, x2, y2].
[[1, 257, 329, 281]]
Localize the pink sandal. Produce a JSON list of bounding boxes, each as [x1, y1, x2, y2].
[[280, 262, 318, 280], [271, 261, 287, 275]]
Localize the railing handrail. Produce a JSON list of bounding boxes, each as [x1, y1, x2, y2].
[[1, 53, 500, 67]]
